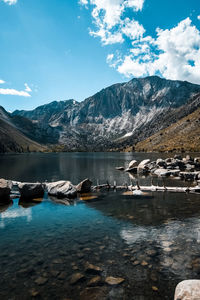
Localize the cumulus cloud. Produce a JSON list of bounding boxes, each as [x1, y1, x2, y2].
[[198, 16, 200, 21], [81, 0, 145, 45], [2, 0, 17, 5], [0, 79, 5, 84], [117, 18, 200, 84], [80, 0, 200, 83]]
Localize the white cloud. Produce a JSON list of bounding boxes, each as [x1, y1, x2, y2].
[[198, 15, 200, 21], [117, 18, 200, 84], [2, 0, 17, 5], [0, 88, 31, 97], [125, 0, 144, 11], [79, 0, 88, 4], [24, 83, 32, 92], [122, 18, 145, 40], [0, 79, 5, 84], [81, 0, 145, 45]]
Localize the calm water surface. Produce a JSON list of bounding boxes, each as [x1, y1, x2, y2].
[[0, 152, 200, 300]]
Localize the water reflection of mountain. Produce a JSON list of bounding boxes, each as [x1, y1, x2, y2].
[[87, 191, 200, 226]]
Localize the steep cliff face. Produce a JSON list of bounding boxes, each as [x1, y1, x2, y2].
[[11, 76, 200, 151]]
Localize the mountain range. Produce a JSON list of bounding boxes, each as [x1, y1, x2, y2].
[[1, 76, 200, 153]]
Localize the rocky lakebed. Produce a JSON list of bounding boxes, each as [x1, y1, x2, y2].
[[0, 152, 200, 299]]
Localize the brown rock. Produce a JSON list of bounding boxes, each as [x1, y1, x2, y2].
[[105, 276, 125, 285], [35, 276, 48, 285], [80, 287, 107, 300], [70, 273, 85, 285], [87, 276, 102, 286], [85, 263, 102, 274]]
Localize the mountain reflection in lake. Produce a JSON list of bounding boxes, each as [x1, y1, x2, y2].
[[0, 152, 200, 300]]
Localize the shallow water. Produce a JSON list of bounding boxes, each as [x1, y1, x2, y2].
[[0, 152, 200, 300]]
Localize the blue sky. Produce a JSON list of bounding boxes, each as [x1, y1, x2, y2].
[[0, 0, 200, 111]]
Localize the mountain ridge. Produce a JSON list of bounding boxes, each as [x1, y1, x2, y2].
[[1, 75, 200, 153]]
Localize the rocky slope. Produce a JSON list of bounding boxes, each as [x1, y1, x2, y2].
[[13, 76, 200, 151], [133, 105, 200, 152], [0, 106, 47, 153]]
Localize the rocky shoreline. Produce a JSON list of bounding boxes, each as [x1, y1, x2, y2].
[[118, 154, 200, 183], [1, 155, 200, 204]]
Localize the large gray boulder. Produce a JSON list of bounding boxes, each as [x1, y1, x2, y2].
[[156, 159, 167, 168], [18, 182, 44, 199], [154, 169, 170, 177], [76, 179, 92, 193], [46, 181, 77, 199], [128, 160, 137, 169], [137, 159, 150, 174], [174, 280, 200, 300], [0, 179, 12, 202], [138, 159, 150, 169]]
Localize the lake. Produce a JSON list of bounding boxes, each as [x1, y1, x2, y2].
[[0, 152, 200, 300]]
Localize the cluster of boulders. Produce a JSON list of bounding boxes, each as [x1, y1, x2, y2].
[[0, 178, 92, 204], [118, 155, 200, 182]]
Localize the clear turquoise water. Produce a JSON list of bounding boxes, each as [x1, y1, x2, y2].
[[0, 152, 200, 300]]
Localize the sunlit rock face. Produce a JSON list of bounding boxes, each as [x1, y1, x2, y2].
[[12, 76, 200, 151]]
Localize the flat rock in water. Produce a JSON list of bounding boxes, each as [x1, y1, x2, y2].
[[105, 276, 125, 285], [46, 181, 77, 199], [70, 273, 85, 285], [174, 280, 200, 300], [76, 178, 92, 193], [0, 178, 12, 202], [18, 182, 44, 200]]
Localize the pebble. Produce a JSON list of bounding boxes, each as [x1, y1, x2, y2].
[[87, 276, 102, 286], [70, 273, 85, 285], [105, 276, 125, 285], [85, 263, 102, 274], [35, 276, 48, 285]]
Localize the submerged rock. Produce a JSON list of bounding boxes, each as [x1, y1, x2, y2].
[[76, 178, 92, 193], [80, 287, 107, 300], [87, 276, 102, 286], [70, 272, 85, 285], [0, 179, 12, 202], [18, 182, 44, 200], [105, 276, 125, 285], [46, 181, 77, 199], [85, 263, 102, 274], [35, 276, 48, 285], [174, 280, 200, 300]]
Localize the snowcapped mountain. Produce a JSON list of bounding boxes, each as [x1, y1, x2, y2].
[[11, 76, 200, 151]]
